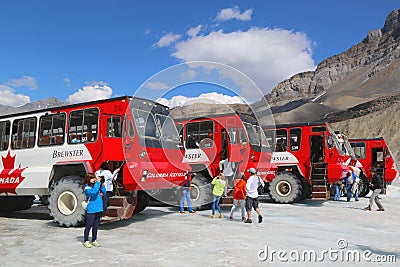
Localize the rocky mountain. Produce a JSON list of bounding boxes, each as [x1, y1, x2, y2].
[[265, 9, 400, 121], [262, 9, 400, 164], [0, 97, 66, 117]]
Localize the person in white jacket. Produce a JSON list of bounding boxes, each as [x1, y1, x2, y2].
[[244, 168, 264, 224], [95, 162, 120, 217], [219, 154, 234, 196]]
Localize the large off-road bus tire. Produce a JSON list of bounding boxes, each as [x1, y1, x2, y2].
[[269, 172, 303, 203], [0, 196, 35, 212], [133, 190, 150, 215], [358, 175, 370, 197], [299, 179, 312, 200], [190, 174, 212, 210], [48, 176, 85, 227]]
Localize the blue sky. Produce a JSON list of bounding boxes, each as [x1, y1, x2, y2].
[[0, 1, 399, 107]]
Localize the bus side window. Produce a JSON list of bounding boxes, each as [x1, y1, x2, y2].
[[289, 128, 301, 151], [186, 121, 214, 148], [39, 114, 65, 146], [68, 108, 98, 144], [0, 121, 11, 151], [275, 129, 287, 152], [107, 116, 122, 137], [186, 122, 200, 148], [11, 117, 37, 149]]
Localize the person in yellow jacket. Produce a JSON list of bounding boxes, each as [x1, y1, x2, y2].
[[211, 174, 226, 219]]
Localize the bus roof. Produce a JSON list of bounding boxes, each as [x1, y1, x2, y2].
[[173, 111, 255, 123], [263, 121, 328, 129], [0, 96, 170, 120]]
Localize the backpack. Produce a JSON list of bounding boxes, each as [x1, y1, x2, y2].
[[257, 176, 264, 195]]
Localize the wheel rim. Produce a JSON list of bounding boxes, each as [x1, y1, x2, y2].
[[190, 184, 200, 203], [276, 181, 292, 197], [57, 191, 78, 215]]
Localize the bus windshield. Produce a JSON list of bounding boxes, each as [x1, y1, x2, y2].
[[132, 108, 160, 139], [243, 122, 260, 146], [327, 125, 345, 156], [156, 114, 180, 143], [256, 126, 271, 149], [342, 135, 356, 158]]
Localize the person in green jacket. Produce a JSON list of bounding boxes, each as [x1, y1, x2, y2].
[[211, 174, 226, 219]]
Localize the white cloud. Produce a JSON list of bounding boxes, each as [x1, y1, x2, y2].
[[154, 32, 181, 48], [6, 75, 38, 90], [66, 82, 113, 104], [172, 27, 315, 93], [187, 25, 203, 37], [0, 85, 30, 107], [157, 92, 244, 108], [64, 78, 71, 87], [143, 81, 170, 90], [179, 69, 197, 82], [216, 7, 253, 21]]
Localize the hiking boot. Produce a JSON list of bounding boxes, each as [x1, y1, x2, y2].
[[219, 214, 224, 219], [355, 199, 359, 202], [83, 241, 93, 248], [258, 215, 263, 223], [210, 215, 215, 219], [229, 216, 233, 221], [179, 211, 185, 214], [242, 217, 246, 221], [364, 206, 371, 211], [377, 208, 385, 211], [92, 240, 101, 247], [244, 219, 252, 223], [189, 210, 196, 214]]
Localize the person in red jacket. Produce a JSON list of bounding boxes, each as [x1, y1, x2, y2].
[[229, 172, 247, 221]]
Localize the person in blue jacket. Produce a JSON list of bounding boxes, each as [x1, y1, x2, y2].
[[82, 173, 106, 248]]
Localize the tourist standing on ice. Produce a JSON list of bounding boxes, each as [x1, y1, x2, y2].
[[211, 174, 226, 219], [349, 166, 361, 201], [333, 180, 342, 201], [82, 173, 106, 248], [244, 168, 263, 224], [179, 179, 196, 214], [347, 158, 361, 202], [365, 168, 385, 211], [229, 172, 247, 221], [344, 169, 360, 202], [219, 152, 234, 196]]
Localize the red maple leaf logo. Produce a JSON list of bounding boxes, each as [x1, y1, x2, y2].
[[0, 151, 27, 195]]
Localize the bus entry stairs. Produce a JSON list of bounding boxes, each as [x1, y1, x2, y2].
[[100, 196, 135, 223], [311, 162, 330, 200]]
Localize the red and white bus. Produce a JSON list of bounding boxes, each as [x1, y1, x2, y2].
[[349, 137, 399, 196], [171, 112, 275, 208], [263, 122, 357, 203], [0, 96, 189, 226]]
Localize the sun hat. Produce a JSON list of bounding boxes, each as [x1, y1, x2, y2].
[[247, 168, 257, 174]]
